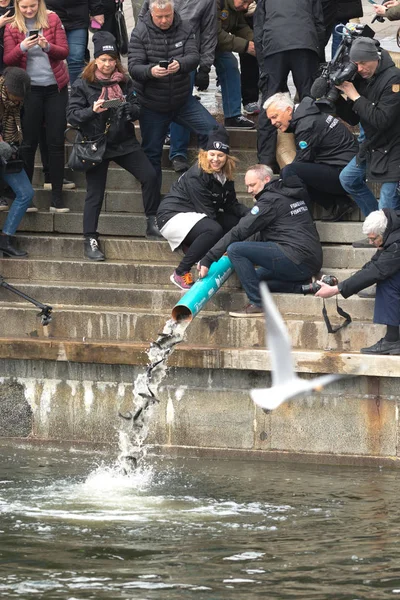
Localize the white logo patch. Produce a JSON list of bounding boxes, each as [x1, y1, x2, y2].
[[251, 206, 260, 215]]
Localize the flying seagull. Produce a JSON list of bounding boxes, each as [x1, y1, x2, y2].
[[250, 282, 345, 411]]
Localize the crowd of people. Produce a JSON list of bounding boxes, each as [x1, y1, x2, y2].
[[0, 0, 400, 354]]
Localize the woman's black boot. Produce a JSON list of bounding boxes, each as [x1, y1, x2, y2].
[[84, 236, 105, 261], [0, 234, 28, 257], [146, 216, 163, 239]]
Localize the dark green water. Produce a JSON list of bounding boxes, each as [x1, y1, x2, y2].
[[0, 441, 399, 600]]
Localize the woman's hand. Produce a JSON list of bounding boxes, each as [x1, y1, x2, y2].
[[93, 99, 108, 113], [197, 263, 209, 279], [37, 34, 49, 50], [314, 281, 339, 298], [21, 34, 40, 51], [374, 4, 388, 15], [92, 14, 104, 26], [0, 11, 15, 29], [384, 0, 399, 8]]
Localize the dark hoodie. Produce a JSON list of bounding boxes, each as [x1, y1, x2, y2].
[[0, 0, 13, 74], [339, 209, 400, 298], [200, 175, 323, 273], [288, 96, 358, 168]]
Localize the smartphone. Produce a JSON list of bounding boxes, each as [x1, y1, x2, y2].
[[1, 7, 15, 17], [159, 58, 173, 69], [101, 98, 125, 109], [29, 29, 39, 39]]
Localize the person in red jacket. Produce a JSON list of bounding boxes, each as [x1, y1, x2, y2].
[[4, 0, 70, 212]]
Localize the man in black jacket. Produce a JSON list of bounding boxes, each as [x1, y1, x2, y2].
[[265, 93, 358, 221], [128, 0, 218, 194], [254, 0, 324, 170], [337, 38, 400, 222], [198, 164, 323, 316], [316, 209, 400, 355]]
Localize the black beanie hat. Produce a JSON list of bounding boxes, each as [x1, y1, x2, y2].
[[205, 126, 230, 154], [349, 38, 380, 63], [3, 67, 31, 98], [93, 31, 118, 59]]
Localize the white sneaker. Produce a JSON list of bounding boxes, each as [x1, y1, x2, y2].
[[44, 178, 76, 190], [243, 102, 260, 115]]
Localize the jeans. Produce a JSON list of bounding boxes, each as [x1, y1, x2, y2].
[[214, 51, 242, 119], [339, 156, 400, 216], [139, 96, 218, 193], [1, 169, 34, 236], [66, 28, 88, 85], [169, 71, 195, 161], [227, 241, 314, 306]]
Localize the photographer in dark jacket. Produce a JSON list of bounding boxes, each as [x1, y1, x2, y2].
[[265, 93, 358, 221], [337, 38, 400, 223], [128, 0, 218, 195], [316, 209, 400, 355], [198, 165, 323, 317], [67, 32, 160, 261]]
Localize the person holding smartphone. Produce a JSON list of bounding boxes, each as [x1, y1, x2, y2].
[[3, 0, 70, 212]]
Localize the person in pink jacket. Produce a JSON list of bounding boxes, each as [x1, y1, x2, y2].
[[4, 0, 70, 212]]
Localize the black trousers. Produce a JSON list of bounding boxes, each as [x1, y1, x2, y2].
[[257, 49, 320, 167], [20, 84, 68, 204], [177, 212, 240, 274], [375, 269, 400, 326], [84, 149, 159, 236], [281, 162, 350, 209], [239, 53, 260, 106]]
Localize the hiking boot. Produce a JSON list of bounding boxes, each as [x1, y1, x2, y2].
[[44, 177, 76, 190], [224, 115, 255, 129], [146, 216, 163, 239], [0, 234, 27, 257], [243, 102, 260, 115], [172, 156, 189, 173], [321, 200, 354, 222], [360, 337, 400, 355], [229, 303, 263, 317], [84, 237, 105, 261], [170, 270, 194, 290], [0, 197, 8, 211]]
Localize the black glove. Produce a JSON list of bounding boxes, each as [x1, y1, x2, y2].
[[195, 66, 210, 91]]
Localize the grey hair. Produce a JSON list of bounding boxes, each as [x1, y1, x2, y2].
[[362, 209, 388, 236], [263, 92, 294, 113], [150, 0, 174, 9], [246, 164, 273, 180]]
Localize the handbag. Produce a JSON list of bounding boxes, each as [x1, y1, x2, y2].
[[66, 122, 110, 172], [115, 0, 128, 56]]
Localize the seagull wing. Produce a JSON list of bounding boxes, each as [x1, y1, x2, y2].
[[259, 282, 296, 386]]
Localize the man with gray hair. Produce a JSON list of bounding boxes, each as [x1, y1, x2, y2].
[[316, 209, 400, 355], [265, 92, 358, 221], [198, 164, 323, 316]]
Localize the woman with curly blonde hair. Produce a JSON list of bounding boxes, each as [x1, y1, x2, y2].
[[156, 126, 249, 290]]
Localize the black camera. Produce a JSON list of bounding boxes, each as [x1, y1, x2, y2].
[[311, 23, 376, 112], [302, 274, 338, 295]]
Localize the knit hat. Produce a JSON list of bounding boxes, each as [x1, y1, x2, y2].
[[3, 67, 31, 98], [205, 126, 230, 154], [349, 38, 380, 63], [93, 31, 118, 59]]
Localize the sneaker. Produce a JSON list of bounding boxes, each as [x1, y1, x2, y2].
[[360, 337, 400, 355], [321, 200, 354, 222], [229, 303, 263, 317], [224, 115, 255, 129], [243, 102, 260, 115], [0, 197, 8, 211], [352, 238, 371, 248], [49, 205, 70, 213], [43, 178, 76, 190], [26, 203, 38, 213], [170, 270, 194, 290], [172, 156, 189, 173]]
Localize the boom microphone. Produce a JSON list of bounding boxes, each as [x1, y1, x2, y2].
[[311, 76, 328, 100]]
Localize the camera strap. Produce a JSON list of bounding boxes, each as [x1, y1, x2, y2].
[[322, 298, 352, 334]]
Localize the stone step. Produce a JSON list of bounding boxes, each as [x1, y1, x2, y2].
[[0, 304, 383, 351]]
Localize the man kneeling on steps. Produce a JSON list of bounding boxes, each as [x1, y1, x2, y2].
[[197, 164, 323, 317], [316, 209, 400, 355]]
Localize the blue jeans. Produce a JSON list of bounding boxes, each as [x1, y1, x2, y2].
[[66, 28, 88, 85], [2, 169, 34, 236], [227, 241, 315, 307], [169, 71, 195, 161], [340, 156, 400, 216], [139, 96, 218, 191], [214, 51, 242, 119]]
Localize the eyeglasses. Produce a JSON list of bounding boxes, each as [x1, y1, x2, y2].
[[368, 235, 381, 243]]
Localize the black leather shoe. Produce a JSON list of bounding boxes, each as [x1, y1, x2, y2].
[[146, 216, 163, 239], [321, 200, 354, 222], [172, 157, 189, 173], [0, 234, 27, 257], [84, 237, 105, 261], [360, 337, 400, 355]]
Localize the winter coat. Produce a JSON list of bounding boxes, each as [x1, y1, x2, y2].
[[0, 1, 14, 74], [44, 0, 103, 30], [4, 12, 69, 89], [253, 0, 325, 59], [287, 96, 358, 167], [200, 175, 323, 273], [67, 75, 141, 160], [339, 209, 400, 297], [385, 4, 400, 21], [139, 0, 217, 71], [336, 48, 400, 183], [217, 0, 253, 54], [336, 0, 363, 22], [128, 11, 199, 113], [156, 162, 249, 229]]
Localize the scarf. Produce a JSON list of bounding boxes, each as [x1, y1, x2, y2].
[[0, 78, 23, 145], [95, 69, 126, 101]]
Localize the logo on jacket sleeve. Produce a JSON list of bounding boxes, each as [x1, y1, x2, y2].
[[220, 9, 229, 19], [251, 206, 260, 215], [298, 141, 308, 150]]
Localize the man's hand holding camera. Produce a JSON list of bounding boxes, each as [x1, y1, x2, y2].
[[335, 81, 361, 102], [315, 281, 340, 298]]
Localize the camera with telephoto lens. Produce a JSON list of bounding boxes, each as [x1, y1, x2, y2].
[[301, 274, 338, 296], [311, 23, 376, 113]]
